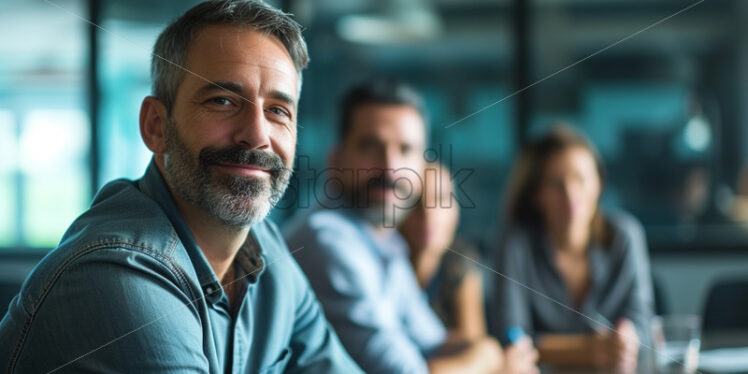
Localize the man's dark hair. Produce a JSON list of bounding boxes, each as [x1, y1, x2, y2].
[[338, 78, 429, 142], [152, 0, 309, 113]]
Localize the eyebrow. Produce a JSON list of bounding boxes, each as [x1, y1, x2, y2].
[[195, 81, 244, 97], [269, 90, 296, 108], [195, 81, 296, 108]]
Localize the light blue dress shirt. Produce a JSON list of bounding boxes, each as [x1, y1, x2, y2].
[[284, 206, 447, 374], [0, 160, 362, 373]]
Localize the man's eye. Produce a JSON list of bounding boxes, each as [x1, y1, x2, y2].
[[209, 97, 232, 106], [267, 106, 290, 117]]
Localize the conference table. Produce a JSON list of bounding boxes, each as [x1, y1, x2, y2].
[[541, 330, 748, 374]]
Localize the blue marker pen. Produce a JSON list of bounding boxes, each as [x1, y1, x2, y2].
[[504, 325, 526, 345]]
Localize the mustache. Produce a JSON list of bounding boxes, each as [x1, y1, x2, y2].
[[366, 176, 401, 191], [199, 146, 288, 174]]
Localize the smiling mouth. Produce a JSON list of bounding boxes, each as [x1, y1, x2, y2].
[[214, 163, 270, 178]]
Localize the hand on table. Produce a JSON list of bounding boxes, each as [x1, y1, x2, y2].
[[501, 336, 539, 374], [590, 318, 640, 373], [468, 336, 504, 374]]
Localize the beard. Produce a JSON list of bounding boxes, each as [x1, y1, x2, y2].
[[163, 118, 292, 228]]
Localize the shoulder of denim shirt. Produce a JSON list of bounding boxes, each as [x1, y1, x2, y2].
[[18, 177, 199, 316]]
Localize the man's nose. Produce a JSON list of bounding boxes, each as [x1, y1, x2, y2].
[[381, 159, 400, 184], [233, 103, 271, 150], [381, 146, 402, 174]]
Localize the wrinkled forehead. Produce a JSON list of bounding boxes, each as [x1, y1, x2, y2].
[[181, 25, 300, 93]]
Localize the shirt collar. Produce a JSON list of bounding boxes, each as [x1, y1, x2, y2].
[[236, 231, 265, 283], [137, 158, 265, 305]]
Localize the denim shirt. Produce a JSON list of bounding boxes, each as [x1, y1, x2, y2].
[[0, 160, 362, 374]]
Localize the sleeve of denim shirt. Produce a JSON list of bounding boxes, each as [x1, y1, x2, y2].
[[259, 221, 364, 374], [284, 277, 365, 374], [10, 247, 210, 373], [288, 214, 441, 374]]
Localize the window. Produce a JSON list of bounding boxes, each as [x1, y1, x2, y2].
[[0, 111, 16, 247], [0, 0, 89, 250]]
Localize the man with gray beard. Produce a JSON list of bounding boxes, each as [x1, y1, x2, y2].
[[0, 1, 362, 373]]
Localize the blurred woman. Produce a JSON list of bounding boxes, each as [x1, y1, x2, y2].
[[493, 125, 654, 372], [400, 162, 485, 341], [401, 162, 539, 374]]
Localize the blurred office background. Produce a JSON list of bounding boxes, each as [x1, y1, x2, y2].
[[2, 0, 748, 317]]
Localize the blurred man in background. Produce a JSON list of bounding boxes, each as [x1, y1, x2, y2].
[[285, 79, 538, 374]]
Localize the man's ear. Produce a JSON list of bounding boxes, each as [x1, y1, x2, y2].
[[140, 96, 168, 154]]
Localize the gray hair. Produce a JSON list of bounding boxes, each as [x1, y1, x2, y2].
[[152, 0, 309, 113]]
